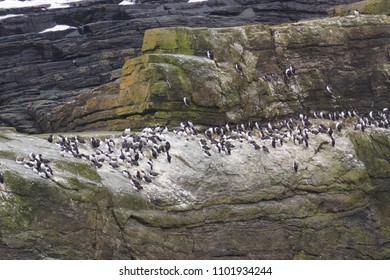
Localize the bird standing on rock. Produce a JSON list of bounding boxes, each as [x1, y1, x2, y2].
[[285, 65, 296, 79], [235, 63, 243, 76], [354, 9, 360, 17], [293, 162, 299, 173], [326, 85, 333, 94], [207, 50, 218, 67], [183, 97, 191, 107]]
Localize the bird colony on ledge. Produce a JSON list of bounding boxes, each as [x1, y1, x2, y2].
[[8, 106, 389, 192]]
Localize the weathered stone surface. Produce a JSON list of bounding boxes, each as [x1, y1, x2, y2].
[[49, 14, 390, 131], [0, 0, 360, 133], [0, 118, 389, 259], [331, 0, 390, 16]]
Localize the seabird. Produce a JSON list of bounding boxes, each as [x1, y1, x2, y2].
[[109, 161, 120, 169], [47, 135, 53, 143], [252, 142, 261, 150], [0, 172, 3, 184], [293, 162, 298, 173], [336, 123, 342, 132], [285, 65, 295, 79], [91, 138, 100, 148], [327, 127, 333, 137], [165, 141, 171, 152], [354, 9, 360, 17], [122, 170, 130, 178], [149, 171, 159, 177], [151, 148, 158, 159], [183, 97, 191, 106], [207, 50, 218, 67], [207, 50, 214, 60], [166, 152, 172, 163], [130, 177, 143, 191], [271, 138, 276, 148], [124, 127, 131, 135], [142, 174, 152, 183], [285, 68, 292, 78], [38, 169, 50, 179], [76, 135, 86, 144], [326, 85, 333, 94], [235, 63, 243, 76], [135, 170, 142, 180]]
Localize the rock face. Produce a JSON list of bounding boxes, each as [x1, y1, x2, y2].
[[47, 14, 390, 131], [0, 0, 389, 260], [0, 119, 389, 259], [331, 0, 390, 16], [0, 0, 361, 133]]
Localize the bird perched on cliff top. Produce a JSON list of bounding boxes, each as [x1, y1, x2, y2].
[[354, 9, 360, 17], [206, 50, 218, 67], [183, 97, 191, 107], [0, 172, 4, 184], [235, 63, 243, 76], [47, 134, 53, 143]]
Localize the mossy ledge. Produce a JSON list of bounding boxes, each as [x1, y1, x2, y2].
[[0, 125, 389, 259]]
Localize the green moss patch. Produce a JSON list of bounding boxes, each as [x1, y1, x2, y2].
[[0, 150, 17, 160], [55, 161, 101, 182]]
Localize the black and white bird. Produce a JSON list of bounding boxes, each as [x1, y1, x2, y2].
[[354, 9, 360, 17], [207, 50, 214, 60], [166, 152, 172, 163], [293, 162, 299, 173], [183, 97, 191, 107], [285, 65, 295, 79], [207, 50, 218, 67], [235, 63, 243, 76], [326, 85, 333, 94]]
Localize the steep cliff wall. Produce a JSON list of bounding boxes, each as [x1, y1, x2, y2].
[[0, 0, 360, 133], [0, 0, 389, 260], [47, 14, 390, 131], [0, 121, 389, 259]]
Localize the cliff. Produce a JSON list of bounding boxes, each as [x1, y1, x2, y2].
[[0, 119, 389, 259], [47, 14, 390, 131], [0, 0, 389, 260], [0, 0, 361, 133]]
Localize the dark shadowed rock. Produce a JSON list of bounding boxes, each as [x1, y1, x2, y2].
[[0, 0, 361, 133]]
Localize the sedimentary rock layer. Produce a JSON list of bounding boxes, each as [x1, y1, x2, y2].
[[0, 0, 360, 133], [0, 120, 389, 259], [47, 14, 390, 131]]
